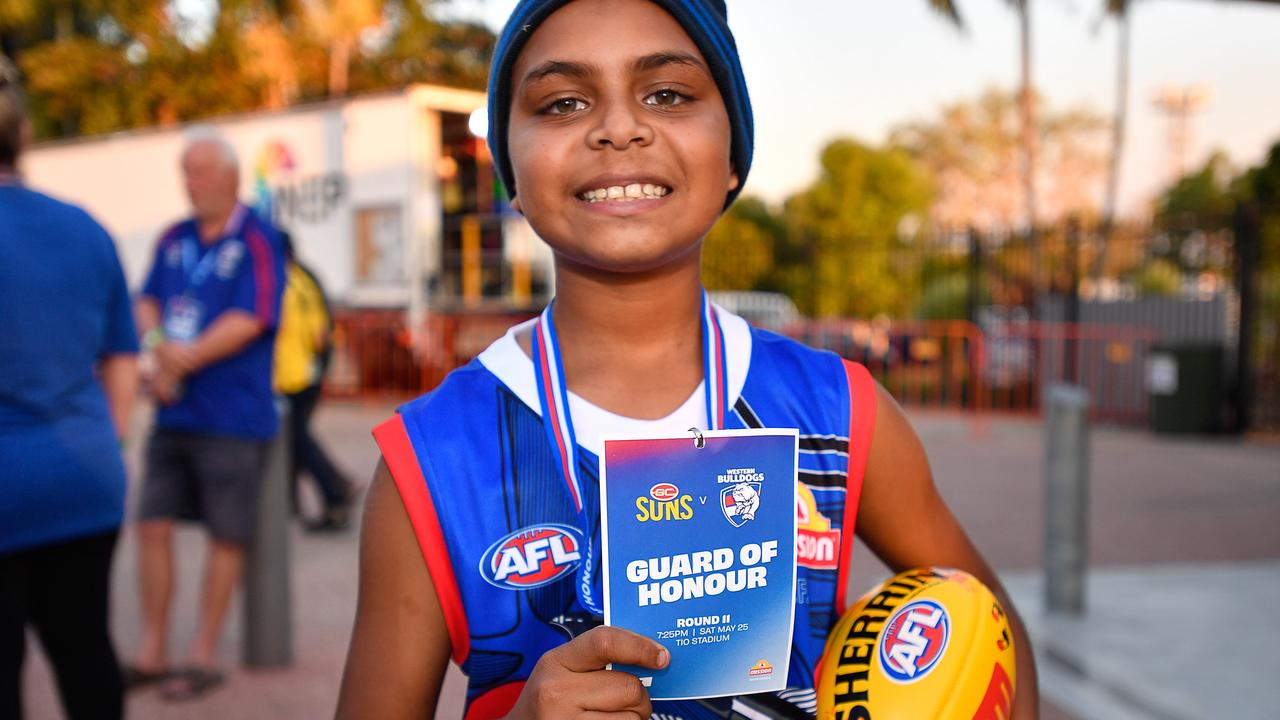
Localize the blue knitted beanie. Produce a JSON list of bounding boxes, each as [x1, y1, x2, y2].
[[486, 0, 754, 208]]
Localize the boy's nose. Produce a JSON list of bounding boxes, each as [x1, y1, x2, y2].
[[586, 99, 654, 150]]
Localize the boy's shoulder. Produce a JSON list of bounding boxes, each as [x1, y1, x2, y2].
[[746, 323, 847, 377]]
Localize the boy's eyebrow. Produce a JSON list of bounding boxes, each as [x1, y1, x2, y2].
[[521, 60, 599, 85], [631, 51, 708, 75], [520, 52, 708, 87]]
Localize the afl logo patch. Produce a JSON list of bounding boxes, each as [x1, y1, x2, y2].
[[880, 599, 949, 683], [479, 524, 583, 590]]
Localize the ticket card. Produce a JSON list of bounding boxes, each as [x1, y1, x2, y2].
[[601, 429, 798, 700]]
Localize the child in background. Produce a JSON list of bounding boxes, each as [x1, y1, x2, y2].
[[338, 1, 1039, 717]]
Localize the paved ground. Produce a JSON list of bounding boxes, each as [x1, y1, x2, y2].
[[20, 402, 1280, 719]]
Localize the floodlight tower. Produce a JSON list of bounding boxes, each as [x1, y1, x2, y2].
[[1152, 85, 1210, 183]]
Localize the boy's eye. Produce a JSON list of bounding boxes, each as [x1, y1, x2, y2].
[[645, 89, 688, 107], [545, 97, 587, 115]]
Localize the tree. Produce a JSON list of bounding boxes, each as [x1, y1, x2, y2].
[[702, 196, 782, 292], [781, 139, 933, 318], [923, 0, 1038, 232], [890, 88, 1108, 231]]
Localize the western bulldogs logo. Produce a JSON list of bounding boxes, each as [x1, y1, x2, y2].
[[720, 482, 761, 527], [880, 599, 950, 683], [479, 524, 583, 590]]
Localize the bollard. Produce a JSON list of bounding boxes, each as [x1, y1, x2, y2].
[[1044, 384, 1090, 616], [243, 400, 293, 667]]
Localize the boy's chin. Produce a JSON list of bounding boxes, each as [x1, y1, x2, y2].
[[556, 237, 703, 276]]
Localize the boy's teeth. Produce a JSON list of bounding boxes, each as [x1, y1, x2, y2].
[[581, 184, 671, 202]]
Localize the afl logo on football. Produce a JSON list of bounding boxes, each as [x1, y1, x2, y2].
[[879, 599, 950, 683], [479, 524, 583, 590], [650, 483, 679, 501]]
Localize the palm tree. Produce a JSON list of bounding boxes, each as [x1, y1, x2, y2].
[[927, 0, 1040, 288], [1100, 0, 1130, 236], [927, 0, 1036, 227]]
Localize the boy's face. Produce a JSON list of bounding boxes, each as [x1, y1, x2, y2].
[[507, 0, 738, 274]]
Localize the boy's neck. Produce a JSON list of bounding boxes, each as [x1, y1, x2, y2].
[[523, 254, 708, 420]]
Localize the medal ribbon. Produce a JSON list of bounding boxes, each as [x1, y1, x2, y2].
[[531, 290, 729, 615]]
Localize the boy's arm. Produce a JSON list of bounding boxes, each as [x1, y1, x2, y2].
[[336, 461, 451, 719], [855, 383, 1039, 719]]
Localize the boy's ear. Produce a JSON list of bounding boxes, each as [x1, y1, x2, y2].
[[509, 196, 522, 214], [727, 171, 740, 193]]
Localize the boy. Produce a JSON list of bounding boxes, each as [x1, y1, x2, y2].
[[338, 1, 1038, 718]]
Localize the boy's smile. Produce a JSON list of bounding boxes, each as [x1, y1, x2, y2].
[[506, 0, 738, 273]]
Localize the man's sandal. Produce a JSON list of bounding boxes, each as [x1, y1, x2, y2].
[[159, 666, 225, 702]]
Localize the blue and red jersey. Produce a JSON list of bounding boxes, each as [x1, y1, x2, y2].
[[141, 204, 284, 440], [374, 309, 877, 719]]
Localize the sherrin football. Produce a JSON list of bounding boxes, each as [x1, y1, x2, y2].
[[816, 567, 1016, 720]]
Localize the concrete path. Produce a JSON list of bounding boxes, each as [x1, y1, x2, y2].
[[20, 403, 1280, 719]]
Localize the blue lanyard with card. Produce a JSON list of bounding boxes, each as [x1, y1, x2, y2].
[[531, 290, 729, 616], [162, 235, 220, 342]]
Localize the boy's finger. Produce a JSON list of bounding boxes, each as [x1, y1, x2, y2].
[[555, 626, 669, 673], [576, 670, 652, 715]]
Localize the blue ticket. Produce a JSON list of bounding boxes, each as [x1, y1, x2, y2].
[[601, 429, 798, 700]]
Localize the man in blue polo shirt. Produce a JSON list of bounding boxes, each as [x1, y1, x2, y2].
[[130, 129, 284, 701]]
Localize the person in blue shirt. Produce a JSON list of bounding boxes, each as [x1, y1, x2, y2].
[[0, 56, 139, 720], [129, 128, 285, 701]]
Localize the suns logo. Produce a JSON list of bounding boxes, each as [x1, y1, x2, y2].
[[636, 482, 694, 522], [479, 524, 583, 590], [879, 599, 950, 683]]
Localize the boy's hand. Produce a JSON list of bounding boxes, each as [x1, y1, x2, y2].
[[506, 626, 668, 719]]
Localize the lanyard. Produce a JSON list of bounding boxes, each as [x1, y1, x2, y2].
[[181, 236, 221, 291], [531, 289, 728, 615]]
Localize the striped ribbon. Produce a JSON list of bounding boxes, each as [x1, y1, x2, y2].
[[531, 290, 729, 614]]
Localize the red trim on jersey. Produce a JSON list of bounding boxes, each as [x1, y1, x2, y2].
[[372, 415, 471, 665], [243, 225, 276, 326], [465, 681, 525, 720], [836, 360, 877, 612]]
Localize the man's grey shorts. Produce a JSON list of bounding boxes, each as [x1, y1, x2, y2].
[[137, 429, 269, 546]]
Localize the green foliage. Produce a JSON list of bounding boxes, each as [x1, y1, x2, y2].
[[702, 196, 781, 292], [1132, 258, 1182, 296], [781, 138, 933, 318], [915, 272, 989, 320], [4, 0, 493, 140], [1156, 151, 1236, 231]]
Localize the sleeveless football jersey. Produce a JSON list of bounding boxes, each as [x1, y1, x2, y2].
[[374, 308, 877, 719]]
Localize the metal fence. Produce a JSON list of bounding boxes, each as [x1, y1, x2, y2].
[[325, 310, 1166, 428]]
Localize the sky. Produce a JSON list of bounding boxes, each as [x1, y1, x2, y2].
[[435, 0, 1280, 219]]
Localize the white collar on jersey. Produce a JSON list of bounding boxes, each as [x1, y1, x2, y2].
[[478, 304, 752, 457]]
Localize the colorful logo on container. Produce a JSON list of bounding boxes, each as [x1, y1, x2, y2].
[[721, 481, 761, 527], [479, 524, 583, 590], [253, 140, 297, 217], [880, 599, 949, 682]]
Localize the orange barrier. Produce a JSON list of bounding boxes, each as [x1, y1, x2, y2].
[[326, 309, 534, 399], [326, 310, 1160, 428]]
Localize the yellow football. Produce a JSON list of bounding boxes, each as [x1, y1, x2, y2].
[[816, 567, 1016, 720]]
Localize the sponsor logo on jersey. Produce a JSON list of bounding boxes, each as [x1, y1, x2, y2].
[[636, 483, 693, 522], [748, 659, 774, 679], [796, 483, 840, 570], [721, 481, 761, 527], [880, 599, 950, 683], [479, 524, 583, 590]]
